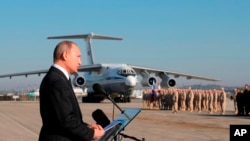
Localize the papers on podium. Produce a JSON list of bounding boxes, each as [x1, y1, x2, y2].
[[96, 107, 141, 141], [114, 108, 141, 132]]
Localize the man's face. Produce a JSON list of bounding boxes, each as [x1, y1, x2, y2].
[[67, 44, 82, 74], [245, 85, 249, 90]]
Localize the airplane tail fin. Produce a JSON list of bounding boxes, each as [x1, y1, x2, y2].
[[47, 33, 123, 65]]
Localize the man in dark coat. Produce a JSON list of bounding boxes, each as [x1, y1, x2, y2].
[[243, 84, 250, 116], [236, 88, 244, 116], [38, 41, 104, 141]]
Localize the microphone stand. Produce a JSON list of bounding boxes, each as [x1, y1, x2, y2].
[[105, 94, 131, 120]]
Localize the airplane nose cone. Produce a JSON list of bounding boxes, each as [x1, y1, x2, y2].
[[125, 76, 137, 86]]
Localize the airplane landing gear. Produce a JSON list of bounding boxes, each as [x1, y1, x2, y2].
[[114, 95, 131, 103]]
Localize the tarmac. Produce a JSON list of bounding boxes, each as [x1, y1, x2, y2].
[[0, 98, 249, 141]]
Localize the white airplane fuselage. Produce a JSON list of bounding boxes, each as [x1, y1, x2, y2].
[[84, 64, 137, 97]]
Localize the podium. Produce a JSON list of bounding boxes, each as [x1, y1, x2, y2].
[[96, 108, 141, 141]]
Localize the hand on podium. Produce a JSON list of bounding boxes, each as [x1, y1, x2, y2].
[[89, 124, 105, 140]]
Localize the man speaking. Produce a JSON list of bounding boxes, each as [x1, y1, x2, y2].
[[38, 41, 104, 141]]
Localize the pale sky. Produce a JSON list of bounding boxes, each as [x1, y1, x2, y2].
[[0, 0, 250, 91]]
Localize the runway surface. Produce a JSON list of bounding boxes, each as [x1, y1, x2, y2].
[[0, 98, 249, 141]]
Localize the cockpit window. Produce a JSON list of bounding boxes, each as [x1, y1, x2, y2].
[[118, 68, 136, 77]]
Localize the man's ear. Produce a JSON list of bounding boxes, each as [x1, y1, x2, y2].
[[61, 50, 69, 61]]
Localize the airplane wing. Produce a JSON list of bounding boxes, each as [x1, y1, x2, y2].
[[78, 64, 102, 72], [128, 64, 220, 81], [0, 64, 103, 79], [47, 33, 123, 40], [0, 69, 48, 79]]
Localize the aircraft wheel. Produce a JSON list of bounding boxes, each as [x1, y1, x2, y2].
[[127, 97, 131, 103], [114, 97, 119, 103]]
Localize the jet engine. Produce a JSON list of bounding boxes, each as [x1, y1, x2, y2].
[[141, 76, 157, 87], [73, 75, 86, 87], [160, 76, 176, 88]]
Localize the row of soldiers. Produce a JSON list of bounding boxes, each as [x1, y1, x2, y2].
[[142, 87, 227, 115]]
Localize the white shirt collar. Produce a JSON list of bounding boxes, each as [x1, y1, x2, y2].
[[53, 64, 70, 80]]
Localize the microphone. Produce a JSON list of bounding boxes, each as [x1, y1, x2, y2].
[[92, 109, 110, 128], [92, 83, 108, 96]]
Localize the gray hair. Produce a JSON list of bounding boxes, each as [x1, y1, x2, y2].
[[53, 40, 77, 62]]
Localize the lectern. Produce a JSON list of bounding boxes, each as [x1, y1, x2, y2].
[[96, 108, 141, 141]]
